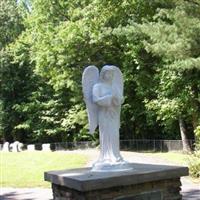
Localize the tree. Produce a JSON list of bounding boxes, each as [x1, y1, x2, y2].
[[0, 0, 24, 49], [2, 0, 198, 144], [139, 0, 200, 150], [0, 0, 25, 142], [24, 0, 177, 141]]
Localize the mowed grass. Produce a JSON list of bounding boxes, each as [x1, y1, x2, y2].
[[0, 150, 196, 188], [0, 151, 88, 188], [147, 152, 200, 183], [147, 152, 189, 166]]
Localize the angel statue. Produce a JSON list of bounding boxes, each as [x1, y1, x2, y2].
[[82, 65, 131, 172]]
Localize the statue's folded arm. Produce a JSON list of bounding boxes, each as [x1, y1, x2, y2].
[[93, 84, 112, 107]]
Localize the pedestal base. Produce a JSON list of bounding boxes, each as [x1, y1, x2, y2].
[[91, 161, 132, 172], [45, 163, 188, 200], [52, 178, 182, 200]]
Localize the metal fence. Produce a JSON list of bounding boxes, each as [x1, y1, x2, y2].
[[0, 139, 195, 152], [50, 141, 98, 151], [120, 139, 195, 152], [25, 141, 98, 151]]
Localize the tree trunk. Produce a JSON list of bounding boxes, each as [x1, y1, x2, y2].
[[179, 118, 192, 152], [191, 81, 200, 141]]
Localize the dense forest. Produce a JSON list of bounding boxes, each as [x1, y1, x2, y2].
[[0, 0, 200, 148]]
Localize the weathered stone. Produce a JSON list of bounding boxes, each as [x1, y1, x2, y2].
[[18, 142, 23, 152], [27, 144, 35, 151], [115, 191, 162, 200], [51, 178, 182, 200], [2, 142, 9, 152], [42, 143, 51, 151], [10, 141, 20, 152]]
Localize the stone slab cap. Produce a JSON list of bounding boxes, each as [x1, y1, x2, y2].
[[44, 163, 188, 192]]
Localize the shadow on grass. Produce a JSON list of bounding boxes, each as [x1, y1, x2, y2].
[[1, 191, 32, 200], [0, 191, 53, 200], [182, 189, 200, 200]]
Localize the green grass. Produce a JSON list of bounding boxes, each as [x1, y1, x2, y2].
[[146, 152, 189, 166], [1, 150, 197, 188], [146, 152, 200, 183], [0, 151, 87, 188]]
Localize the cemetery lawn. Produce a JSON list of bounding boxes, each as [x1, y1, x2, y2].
[[0, 151, 87, 188], [147, 152, 189, 165]]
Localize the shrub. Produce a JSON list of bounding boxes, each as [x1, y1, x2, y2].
[[188, 126, 200, 178], [188, 149, 200, 178]]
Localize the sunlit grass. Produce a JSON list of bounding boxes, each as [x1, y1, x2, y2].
[[0, 151, 87, 188], [146, 151, 189, 165], [1, 150, 197, 188]]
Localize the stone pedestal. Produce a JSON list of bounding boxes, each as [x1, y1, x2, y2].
[[44, 163, 188, 200]]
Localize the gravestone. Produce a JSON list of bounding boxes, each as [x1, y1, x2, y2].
[[10, 141, 20, 152], [9, 143, 14, 151], [42, 143, 51, 151], [18, 142, 24, 152], [27, 144, 35, 151], [2, 142, 9, 152]]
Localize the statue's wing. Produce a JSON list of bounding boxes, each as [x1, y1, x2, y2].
[[112, 66, 124, 98], [82, 65, 99, 134]]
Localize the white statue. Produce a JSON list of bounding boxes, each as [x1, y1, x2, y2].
[[82, 65, 131, 171]]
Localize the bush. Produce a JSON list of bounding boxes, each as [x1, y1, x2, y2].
[[188, 126, 200, 178], [188, 149, 200, 178]]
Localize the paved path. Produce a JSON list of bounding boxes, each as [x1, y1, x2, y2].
[[0, 188, 53, 200], [1, 180, 199, 200], [1, 150, 200, 200]]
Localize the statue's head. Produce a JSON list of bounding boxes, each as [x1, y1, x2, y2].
[[100, 65, 115, 82]]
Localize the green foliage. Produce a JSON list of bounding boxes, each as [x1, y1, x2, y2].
[[0, 43, 37, 141], [26, 0, 171, 140], [1, 0, 199, 143], [188, 125, 200, 178], [0, 0, 24, 49], [139, 0, 200, 137], [0, 0, 26, 141], [188, 149, 200, 178]]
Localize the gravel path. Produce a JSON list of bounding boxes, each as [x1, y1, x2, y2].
[[1, 150, 199, 200]]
